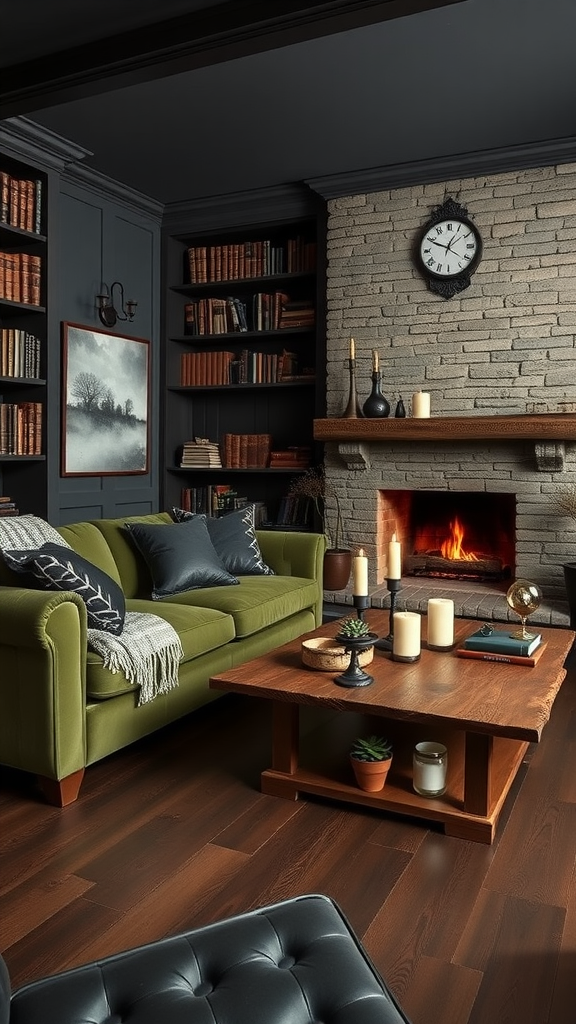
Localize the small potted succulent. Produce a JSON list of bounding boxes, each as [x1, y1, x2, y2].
[[349, 734, 393, 792], [337, 616, 372, 640]]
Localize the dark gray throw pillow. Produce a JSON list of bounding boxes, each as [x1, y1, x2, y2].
[[171, 504, 275, 576], [3, 543, 126, 635], [125, 517, 238, 599]]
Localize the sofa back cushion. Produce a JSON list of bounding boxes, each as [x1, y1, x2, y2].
[[58, 521, 123, 584], [89, 512, 173, 598]]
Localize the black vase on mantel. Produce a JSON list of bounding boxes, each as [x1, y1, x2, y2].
[[362, 371, 390, 418], [395, 396, 406, 418]]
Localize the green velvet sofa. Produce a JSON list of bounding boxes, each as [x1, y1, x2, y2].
[[0, 512, 325, 805]]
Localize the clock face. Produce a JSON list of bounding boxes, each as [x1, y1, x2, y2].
[[419, 218, 480, 279]]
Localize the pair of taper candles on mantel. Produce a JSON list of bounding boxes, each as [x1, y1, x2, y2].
[[348, 339, 430, 417], [348, 338, 379, 374]]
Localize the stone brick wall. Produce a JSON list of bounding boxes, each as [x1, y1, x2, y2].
[[322, 164, 576, 607]]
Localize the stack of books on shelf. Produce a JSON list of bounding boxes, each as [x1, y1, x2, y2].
[[456, 625, 545, 667], [186, 235, 315, 284], [0, 401, 42, 455], [1, 329, 41, 378], [222, 433, 271, 469], [0, 496, 19, 517], [278, 298, 315, 329], [0, 171, 42, 233], [269, 447, 311, 469], [0, 252, 42, 304], [179, 437, 222, 469]]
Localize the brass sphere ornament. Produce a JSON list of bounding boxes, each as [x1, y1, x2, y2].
[[506, 579, 542, 640]]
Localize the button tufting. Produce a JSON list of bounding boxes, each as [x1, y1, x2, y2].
[[278, 955, 296, 970], [194, 981, 214, 996]]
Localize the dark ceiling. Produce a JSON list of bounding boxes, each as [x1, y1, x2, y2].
[[1, 0, 576, 205]]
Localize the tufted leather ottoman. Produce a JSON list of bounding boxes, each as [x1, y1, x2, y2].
[[0, 894, 411, 1024]]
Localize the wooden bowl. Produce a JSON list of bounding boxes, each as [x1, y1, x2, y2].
[[301, 636, 374, 671]]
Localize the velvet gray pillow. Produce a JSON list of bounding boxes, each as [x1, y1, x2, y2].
[[3, 543, 126, 634], [171, 504, 275, 576], [125, 517, 238, 599]]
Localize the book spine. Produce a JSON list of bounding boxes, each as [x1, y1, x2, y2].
[[456, 649, 538, 667]]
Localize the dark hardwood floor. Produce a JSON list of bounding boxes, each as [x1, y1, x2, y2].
[[2, 644, 576, 1024]]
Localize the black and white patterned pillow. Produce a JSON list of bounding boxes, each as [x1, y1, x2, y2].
[[3, 543, 126, 635], [171, 504, 275, 576]]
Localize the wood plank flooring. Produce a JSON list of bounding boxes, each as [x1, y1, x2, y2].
[[1, 642, 576, 1023]]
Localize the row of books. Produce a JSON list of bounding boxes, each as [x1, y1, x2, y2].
[[179, 348, 310, 386], [186, 236, 316, 284], [1, 329, 42, 379], [0, 401, 42, 455], [183, 292, 314, 336], [179, 486, 268, 523], [456, 625, 544, 667], [276, 494, 312, 529], [269, 447, 312, 468], [0, 171, 42, 234], [0, 495, 19, 517], [222, 433, 272, 469], [0, 252, 42, 305]]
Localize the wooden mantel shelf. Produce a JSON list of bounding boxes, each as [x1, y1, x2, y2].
[[313, 413, 576, 443]]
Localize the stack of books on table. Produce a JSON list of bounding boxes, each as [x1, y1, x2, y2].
[[179, 438, 222, 469], [456, 626, 545, 667]]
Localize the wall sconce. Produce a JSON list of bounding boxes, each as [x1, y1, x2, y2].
[[96, 281, 137, 328]]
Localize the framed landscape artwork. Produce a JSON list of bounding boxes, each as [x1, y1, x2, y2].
[[61, 322, 150, 476]]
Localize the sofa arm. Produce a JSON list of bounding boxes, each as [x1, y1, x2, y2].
[[256, 531, 326, 626], [0, 587, 88, 783]]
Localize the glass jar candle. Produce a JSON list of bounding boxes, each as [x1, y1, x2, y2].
[[413, 741, 448, 797]]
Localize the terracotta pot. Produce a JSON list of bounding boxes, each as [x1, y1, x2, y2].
[[350, 756, 392, 792], [323, 549, 352, 591]]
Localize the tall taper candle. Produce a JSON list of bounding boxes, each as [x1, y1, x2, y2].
[[350, 336, 355, 360], [427, 598, 454, 648], [388, 532, 401, 579], [372, 348, 379, 372], [352, 548, 368, 596]]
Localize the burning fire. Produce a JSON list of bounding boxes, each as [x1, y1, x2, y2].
[[440, 517, 479, 562]]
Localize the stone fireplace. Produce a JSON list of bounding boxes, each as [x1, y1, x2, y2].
[[311, 161, 576, 626]]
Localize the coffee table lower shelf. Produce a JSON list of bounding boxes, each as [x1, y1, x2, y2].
[[263, 703, 530, 843]]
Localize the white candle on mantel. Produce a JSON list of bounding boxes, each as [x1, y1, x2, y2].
[[412, 391, 431, 418], [352, 548, 368, 596], [388, 533, 402, 579], [427, 598, 454, 648], [393, 611, 421, 658]]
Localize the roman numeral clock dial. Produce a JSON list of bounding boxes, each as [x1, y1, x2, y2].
[[416, 197, 482, 298]]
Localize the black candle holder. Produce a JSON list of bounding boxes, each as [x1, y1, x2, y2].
[[342, 358, 363, 418], [374, 578, 401, 651], [333, 632, 378, 688], [353, 594, 370, 621]]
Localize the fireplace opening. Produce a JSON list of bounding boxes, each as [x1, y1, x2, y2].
[[382, 490, 516, 584]]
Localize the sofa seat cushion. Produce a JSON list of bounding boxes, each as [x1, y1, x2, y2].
[[86, 600, 235, 699], [162, 575, 318, 638]]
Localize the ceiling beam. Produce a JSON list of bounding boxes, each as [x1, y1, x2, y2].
[[0, 0, 467, 117]]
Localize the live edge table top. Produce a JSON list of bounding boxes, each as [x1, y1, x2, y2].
[[210, 612, 575, 743]]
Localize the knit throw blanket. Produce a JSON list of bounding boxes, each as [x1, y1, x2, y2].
[[0, 515, 182, 705]]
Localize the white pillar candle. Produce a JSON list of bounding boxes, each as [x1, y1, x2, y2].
[[352, 548, 368, 596], [427, 598, 454, 648], [388, 532, 401, 579], [392, 611, 421, 658], [412, 391, 431, 418]]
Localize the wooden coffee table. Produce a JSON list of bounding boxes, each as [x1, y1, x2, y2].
[[209, 612, 574, 843]]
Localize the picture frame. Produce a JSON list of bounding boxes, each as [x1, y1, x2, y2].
[[61, 322, 150, 476]]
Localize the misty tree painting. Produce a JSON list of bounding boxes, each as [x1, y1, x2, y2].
[[62, 323, 150, 475]]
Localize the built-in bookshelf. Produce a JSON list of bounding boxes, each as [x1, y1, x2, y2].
[[162, 199, 325, 527], [0, 153, 47, 515]]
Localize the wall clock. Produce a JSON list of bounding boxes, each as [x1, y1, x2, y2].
[[416, 197, 482, 299]]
